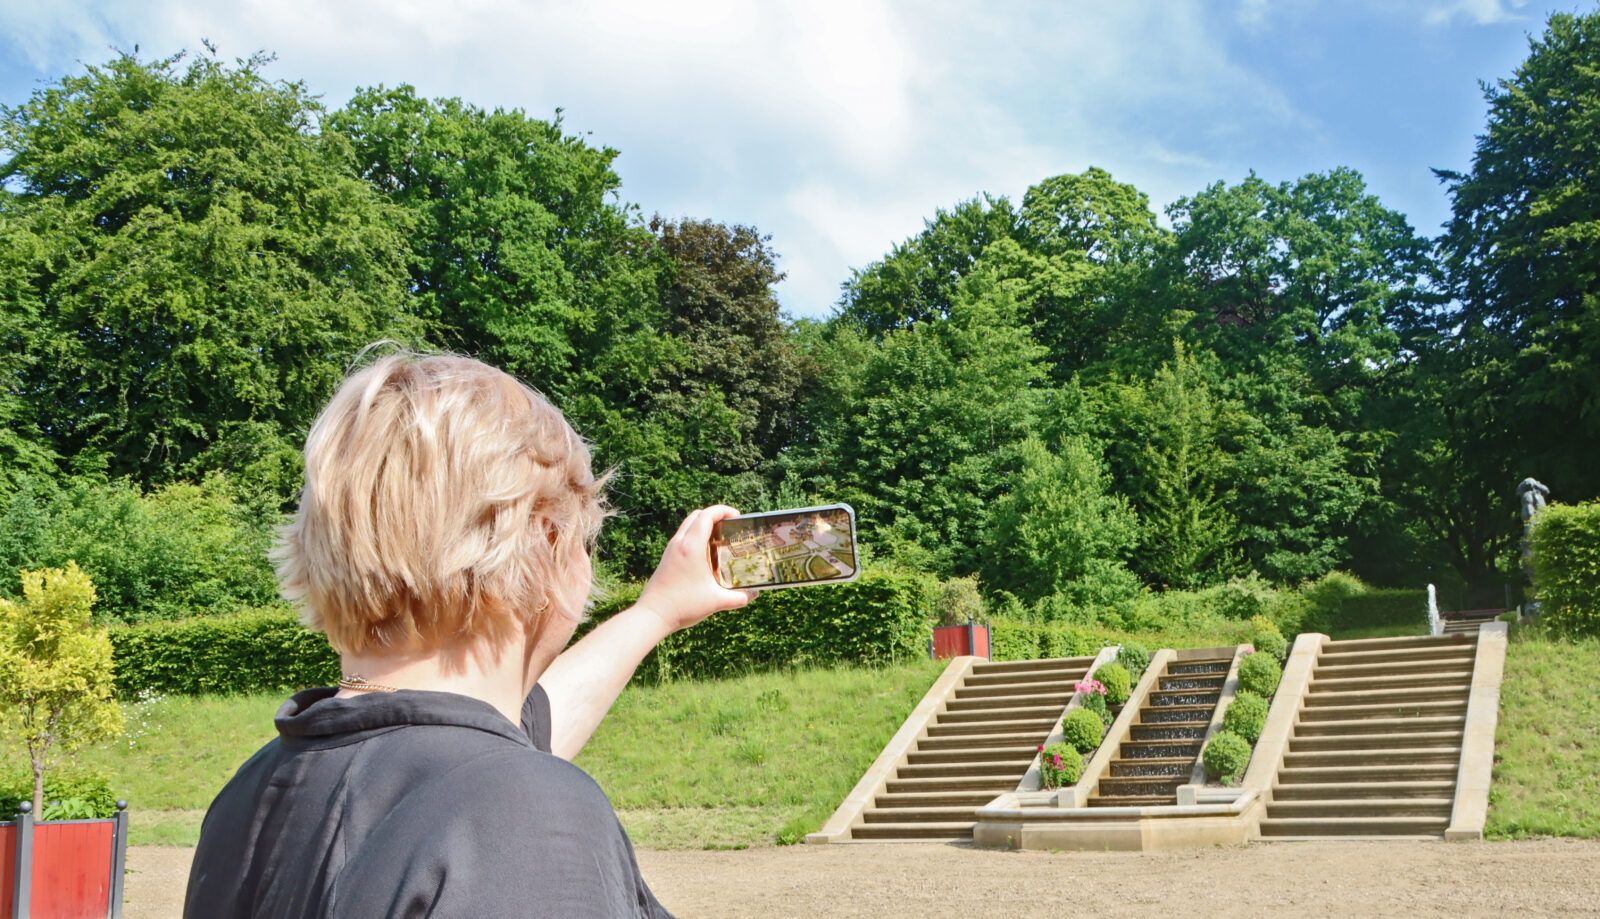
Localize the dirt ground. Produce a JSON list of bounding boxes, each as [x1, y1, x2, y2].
[[129, 839, 1600, 917]]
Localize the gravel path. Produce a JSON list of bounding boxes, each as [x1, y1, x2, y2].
[[127, 839, 1600, 917]]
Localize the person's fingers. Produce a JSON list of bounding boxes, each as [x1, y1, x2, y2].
[[671, 508, 702, 543], [685, 505, 741, 544]]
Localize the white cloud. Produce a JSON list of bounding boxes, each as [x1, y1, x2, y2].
[[1423, 0, 1532, 26], [0, 0, 1308, 315]]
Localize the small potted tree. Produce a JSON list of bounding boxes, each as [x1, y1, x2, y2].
[[1, 562, 129, 917], [930, 576, 990, 658]]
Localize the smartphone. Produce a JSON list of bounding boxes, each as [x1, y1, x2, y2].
[[709, 504, 860, 590]]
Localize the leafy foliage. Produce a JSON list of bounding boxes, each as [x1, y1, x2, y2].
[[1061, 708, 1105, 754], [1095, 661, 1131, 705], [0, 563, 122, 814], [1530, 502, 1600, 638], [1202, 729, 1252, 785], [1237, 652, 1283, 698], [1038, 741, 1084, 789], [1248, 616, 1288, 660], [109, 609, 340, 697], [1221, 690, 1269, 744], [1117, 642, 1151, 679]]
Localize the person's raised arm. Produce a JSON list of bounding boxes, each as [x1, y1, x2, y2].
[[537, 505, 752, 760]]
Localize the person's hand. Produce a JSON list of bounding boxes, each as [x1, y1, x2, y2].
[[633, 505, 753, 633]]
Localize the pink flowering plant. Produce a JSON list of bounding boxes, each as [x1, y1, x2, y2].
[[1075, 677, 1112, 725], [1038, 741, 1083, 789]]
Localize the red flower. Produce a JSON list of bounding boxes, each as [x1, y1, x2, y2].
[[1037, 744, 1045, 752]]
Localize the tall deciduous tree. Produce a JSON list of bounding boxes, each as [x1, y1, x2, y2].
[[0, 52, 416, 490]]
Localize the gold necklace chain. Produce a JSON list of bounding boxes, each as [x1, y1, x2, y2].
[[338, 674, 400, 693]]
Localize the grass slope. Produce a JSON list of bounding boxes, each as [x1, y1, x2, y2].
[[1485, 631, 1600, 839], [6, 659, 943, 848]]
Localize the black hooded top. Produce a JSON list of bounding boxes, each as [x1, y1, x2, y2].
[[183, 684, 670, 918]]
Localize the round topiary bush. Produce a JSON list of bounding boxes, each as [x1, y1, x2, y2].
[[1078, 687, 1112, 726], [1061, 707, 1105, 754], [1249, 615, 1288, 661], [1237, 651, 1282, 698], [1221, 690, 1269, 744], [1202, 730, 1252, 785], [1095, 662, 1131, 705], [1039, 741, 1083, 789], [1117, 642, 1150, 679]]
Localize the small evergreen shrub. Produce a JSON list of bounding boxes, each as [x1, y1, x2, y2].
[[1299, 571, 1367, 634], [937, 575, 986, 628], [1202, 730, 1252, 785], [1061, 708, 1105, 754], [1117, 641, 1150, 679], [1095, 662, 1131, 705], [1038, 741, 1084, 789], [1221, 690, 1269, 744], [1531, 501, 1600, 639], [1237, 652, 1282, 698], [1249, 616, 1288, 660]]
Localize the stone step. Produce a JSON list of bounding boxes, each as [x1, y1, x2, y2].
[[1290, 731, 1462, 752], [1119, 739, 1203, 759], [896, 760, 1033, 780], [925, 718, 1056, 737], [1277, 763, 1458, 784], [884, 776, 1019, 794], [1257, 816, 1449, 837], [1167, 659, 1234, 675], [862, 806, 980, 824], [1281, 747, 1462, 768], [851, 822, 975, 840], [1266, 798, 1455, 819], [971, 657, 1096, 675], [1311, 671, 1475, 693], [1137, 704, 1215, 725], [1317, 646, 1477, 666], [1088, 794, 1176, 807], [1109, 757, 1193, 777], [963, 668, 1085, 688], [1304, 686, 1469, 707], [1323, 634, 1474, 652], [1158, 675, 1225, 691], [918, 732, 1044, 750], [1096, 776, 1187, 796], [906, 745, 1040, 765], [938, 704, 1064, 724], [945, 692, 1072, 712], [953, 680, 1078, 700], [1314, 658, 1476, 678], [1129, 724, 1209, 742], [1292, 715, 1465, 736], [873, 790, 1002, 808], [1296, 699, 1467, 722], [1269, 780, 1456, 800]]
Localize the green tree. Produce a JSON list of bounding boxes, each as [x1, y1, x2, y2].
[[981, 436, 1140, 607], [0, 563, 122, 815], [0, 52, 416, 490]]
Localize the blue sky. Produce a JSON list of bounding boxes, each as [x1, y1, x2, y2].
[[0, 0, 1586, 316]]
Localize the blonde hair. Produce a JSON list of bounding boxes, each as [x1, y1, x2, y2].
[[274, 350, 608, 655]]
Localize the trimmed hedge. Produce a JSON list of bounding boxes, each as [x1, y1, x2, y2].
[[1096, 662, 1131, 705], [990, 619, 1106, 661], [1237, 652, 1282, 698], [1221, 690, 1269, 744], [110, 566, 939, 694], [1039, 741, 1083, 789], [1116, 642, 1150, 679], [1249, 616, 1287, 660], [1061, 707, 1105, 754], [111, 608, 339, 697], [1531, 501, 1600, 639]]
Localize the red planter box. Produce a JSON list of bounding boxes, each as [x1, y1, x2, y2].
[[2, 803, 128, 919], [931, 623, 990, 659]]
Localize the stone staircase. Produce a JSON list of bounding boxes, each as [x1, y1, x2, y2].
[[1441, 609, 1502, 636], [1088, 655, 1232, 807], [1259, 632, 1477, 838], [851, 656, 1095, 840]]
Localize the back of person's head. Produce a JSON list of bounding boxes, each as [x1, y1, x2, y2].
[[274, 348, 608, 655]]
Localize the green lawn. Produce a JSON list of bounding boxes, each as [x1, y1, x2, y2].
[[6, 659, 945, 848], [1485, 630, 1600, 839]]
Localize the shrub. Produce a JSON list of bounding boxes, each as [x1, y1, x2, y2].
[[1038, 741, 1084, 789], [111, 609, 341, 697], [1237, 652, 1282, 698], [1061, 707, 1105, 754], [1075, 677, 1113, 725], [1337, 589, 1428, 632], [1221, 690, 1269, 744], [1202, 730, 1251, 785], [1095, 662, 1131, 705], [1531, 502, 1600, 639], [1249, 615, 1288, 660], [936, 575, 986, 627], [0, 769, 118, 819], [1117, 641, 1150, 679], [1299, 570, 1367, 634], [989, 619, 1100, 662]]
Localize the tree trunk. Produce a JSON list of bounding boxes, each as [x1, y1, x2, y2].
[[31, 754, 44, 817]]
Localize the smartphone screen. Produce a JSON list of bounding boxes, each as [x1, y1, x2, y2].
[[709, 504, 859, 590]]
